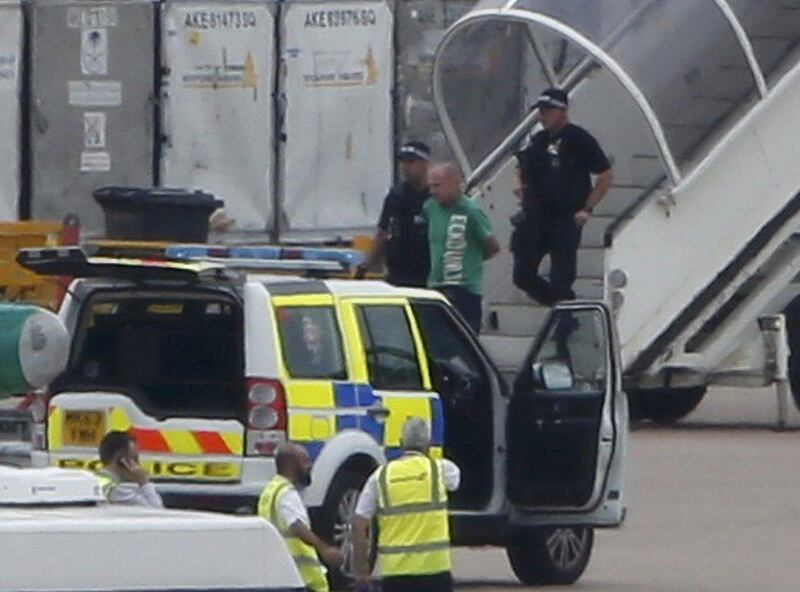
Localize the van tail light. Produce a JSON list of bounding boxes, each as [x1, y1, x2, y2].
[[25, 388, 49, 451], [245, 378, 287, 456]]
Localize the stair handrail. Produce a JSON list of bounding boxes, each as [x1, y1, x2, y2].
[[433, 2, 680, 191]]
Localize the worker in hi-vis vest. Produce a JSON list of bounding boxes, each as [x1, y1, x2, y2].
[[258, 443, 344, 592], [352, 417, 461, 592], [97, 430, 164, 508]]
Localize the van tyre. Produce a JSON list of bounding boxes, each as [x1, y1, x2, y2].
[[315, 469, 374, 591], [627, 387, 706, 423], [506, 526, 593, 586]]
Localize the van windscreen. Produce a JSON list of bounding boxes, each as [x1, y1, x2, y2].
[[57, 292, 244, 419]]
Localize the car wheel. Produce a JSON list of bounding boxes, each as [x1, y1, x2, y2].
[[506, 526, 594, 586], [316, 469, 374, 591], [627, 387, 706, 423]]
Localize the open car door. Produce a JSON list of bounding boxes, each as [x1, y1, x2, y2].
[[507, 301, 626, 527]]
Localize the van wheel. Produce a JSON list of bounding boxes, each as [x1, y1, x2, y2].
[[316, 469, 374, 591], [627, 387, 706, 423], [506, 526, 593, 585]]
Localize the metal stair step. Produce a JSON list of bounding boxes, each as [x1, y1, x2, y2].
[[594, 185, 646, 218], [581, 215, 616, 247], [573, 277, 605, 298], [489, 275, 604, 306], [537, 248, 605, 279], [484, 303, 551, 337], [606, 152, 665, 189], [577, 247, 605, 277], [484, 276, 604, 338], [478, 334, 533, 375]]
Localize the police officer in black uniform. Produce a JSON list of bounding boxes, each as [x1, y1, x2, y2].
[[356, 141, 431, 287], [512, 88, 613, 305]]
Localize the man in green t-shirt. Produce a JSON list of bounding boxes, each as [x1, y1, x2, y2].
[[425, 163, 500, 333]]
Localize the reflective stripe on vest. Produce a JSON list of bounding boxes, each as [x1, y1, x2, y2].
[[376, 454, 451, 577], [258, 475, 329, 592]]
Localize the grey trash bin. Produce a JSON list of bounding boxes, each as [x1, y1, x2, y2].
[[93, 187, 224, 242]]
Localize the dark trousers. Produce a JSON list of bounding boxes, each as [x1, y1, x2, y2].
[[511, 214, 582, 306], [439, 286, 482, 334], [381, 571, 453, 592]]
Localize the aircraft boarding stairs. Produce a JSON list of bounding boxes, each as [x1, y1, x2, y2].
[[433, 0, 800, 419]]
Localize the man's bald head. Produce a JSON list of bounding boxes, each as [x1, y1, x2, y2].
[[275, 442, 311, 484], [428, 162, 463, 205], [430, 162, 461, 180]]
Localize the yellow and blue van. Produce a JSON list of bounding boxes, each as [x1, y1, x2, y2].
[[19, 245, 627, 588]]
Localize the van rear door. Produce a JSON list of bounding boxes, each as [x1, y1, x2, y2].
[[506, 302, 626, 526], [46, 288, 246, 483], [49, 393, 245, 482]]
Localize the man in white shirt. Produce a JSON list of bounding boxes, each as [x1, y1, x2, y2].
[[352, 447, 461, 522], [97, 431, 163, 508], [352, 418, 460, 592], [258, 443, 344, 592]]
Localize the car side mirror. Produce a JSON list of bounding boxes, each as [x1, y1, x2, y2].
[[532, 360, 574, 390]]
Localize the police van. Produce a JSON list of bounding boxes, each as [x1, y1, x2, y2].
[[20, 245, 627, 587], [0, 465, 304, 592]]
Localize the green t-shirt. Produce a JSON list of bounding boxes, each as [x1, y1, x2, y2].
[[424, 195, 494, 295]]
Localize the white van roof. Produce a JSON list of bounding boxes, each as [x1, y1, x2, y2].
[[0, 466, 102, 505], [0, 468, 304, 592]]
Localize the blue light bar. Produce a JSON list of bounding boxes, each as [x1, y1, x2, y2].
[[164, 245, 365, 270]]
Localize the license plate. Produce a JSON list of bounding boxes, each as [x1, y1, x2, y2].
[[63, 411, 106, 447]]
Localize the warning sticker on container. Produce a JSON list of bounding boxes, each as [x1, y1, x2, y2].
[[80, 151, 111, 173], [81, 28, 108, 76], [302, 47, 379, 88], [69, 80, 122, 107], [181, 50, 259, 99], [83, 112, 106, 148]]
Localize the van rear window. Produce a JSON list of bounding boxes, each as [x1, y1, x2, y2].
[[275, 306, 346, 379], [56, 292, 244, 419]]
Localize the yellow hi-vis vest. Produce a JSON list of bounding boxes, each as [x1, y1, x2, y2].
[[376, 454, 451, 577], [96, 471, 118, 500], [258, 475, 329, 592]]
